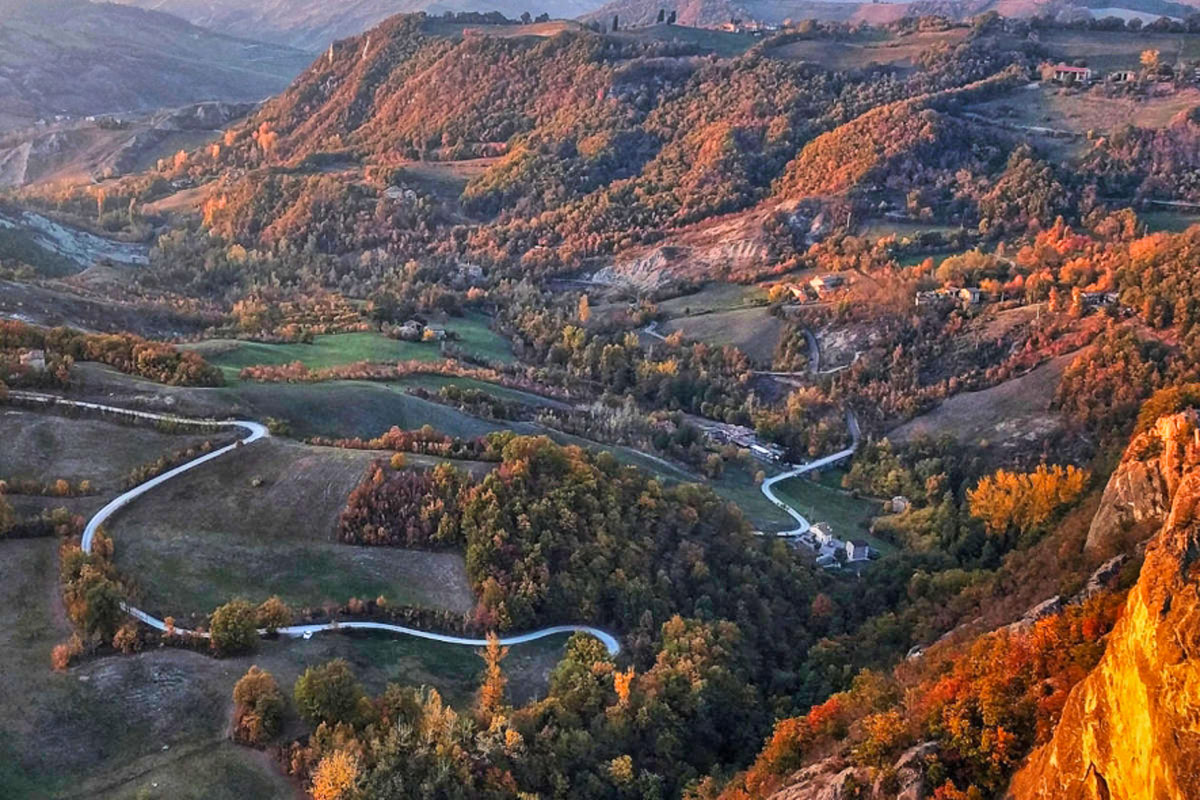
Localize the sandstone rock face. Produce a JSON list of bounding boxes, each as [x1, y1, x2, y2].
[[1009, 414, 1200, 800], [1085, 411, 1200, 557]]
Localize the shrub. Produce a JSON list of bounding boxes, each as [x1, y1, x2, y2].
[[256, 595, 293, 634], [210, 598, 259, 655], [233, 665, 286, 745], [294, 659, 368, 728]]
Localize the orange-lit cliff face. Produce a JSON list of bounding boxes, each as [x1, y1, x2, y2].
[[1009, 412, 1200, 800]]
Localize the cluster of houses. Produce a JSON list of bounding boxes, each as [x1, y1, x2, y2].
[[914, 286, 982, 308], [915, 286, 1120, 311], [392, 320, 447, 342], [779, 274, 846, 302], [1042, 61, 1200, 85], [802, 521, 872, 569], [698, 420, 788, 463]]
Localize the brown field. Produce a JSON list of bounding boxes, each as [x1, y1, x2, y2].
[[967, 83, 1200, 138], [659, 306, 784, 364], [1034, 29, 1200, 72], [0, 407, 224, 492], [770, 28, 968, 70], [0, 277, 207, 337], [0, 536, 565, 800], [888, 351, 1077, 447], [109, 437, 479, 621]]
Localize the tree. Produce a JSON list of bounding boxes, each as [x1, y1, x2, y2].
[[668, 10, 677, 23], [657, 8, 665, 23], [476, 632, 509, 726], [578, 293, 591, 324], [311, 750, 359, 800], [233, 665, 286, 745], [256, 595, 292, 634], [1141, 49, 1161, 73], [0, 491, 13, 537], [210, 598, 259, 655], [294, 659, 367, 727], [389, 452, 406, 470], [612, 13, 619, 31], [82, 572, 124, 641]]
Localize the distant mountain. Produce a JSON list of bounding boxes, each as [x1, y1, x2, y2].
[[109, 0, 610, 50], [0, 0, 311, 132], [582, 0, 1199, 29]]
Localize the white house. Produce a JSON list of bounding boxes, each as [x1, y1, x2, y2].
[[811, 522, 837, 546], [19, 349, 46, 371], [846, 540, 871, 562]]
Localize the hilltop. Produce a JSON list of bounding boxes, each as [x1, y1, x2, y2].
[[0, 0, 311, 132], [110, 0, 609, 50]]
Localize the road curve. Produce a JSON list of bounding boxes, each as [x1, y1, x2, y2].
[[12, 392, 620, 656], [758, 409, 862, 537]]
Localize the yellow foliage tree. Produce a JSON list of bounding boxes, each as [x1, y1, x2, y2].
[[578, 294, 591, 324], [968, 464, 1088, 537], [311, 750, 359, 800], [476, 632, 509, 727]]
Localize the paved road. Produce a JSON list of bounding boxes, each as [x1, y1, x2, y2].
[[759, 409, 861, 537], [13, 392, 620, 655]]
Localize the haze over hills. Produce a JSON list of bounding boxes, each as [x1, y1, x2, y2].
[[584, 0, 1200, 29], [108, 0, 610, 50], [0, 0, 312, 132]]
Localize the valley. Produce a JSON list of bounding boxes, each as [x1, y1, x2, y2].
[[3, 5, 1200, 800]]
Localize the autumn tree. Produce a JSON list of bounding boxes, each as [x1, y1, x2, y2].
[[294, 659, 368, 728], [476, 632, 509, 727], [311, 750, 359, 800], [210, 598, 259, 655], [967, 464, 1088, 539], [256, 595, 292, 634], [0, 491, 13, 537], [233, 665, 286, 745], [578, 294, 591, 324]]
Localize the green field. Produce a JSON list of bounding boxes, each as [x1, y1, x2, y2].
[[656, 282, 769, 317], [193, 315, 514, 382], [1140, 209, 1200, 233], [393, 374, 569, 409], [110, 438, 480, 621], [772, 473, 891, 554]]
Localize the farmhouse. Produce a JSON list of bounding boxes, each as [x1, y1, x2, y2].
[[846, 540, 871, 562], [749, 442, 786, 463], [958, 287, 982, 305], [19, 349, 46, 371], [809, 274, 845, 295], [811, 522, 838, 546], [1042, 63, 1093, 84]]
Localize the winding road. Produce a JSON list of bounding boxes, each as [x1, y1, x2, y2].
[[12, 391, 621, 656], [759, 409, 862, 537]]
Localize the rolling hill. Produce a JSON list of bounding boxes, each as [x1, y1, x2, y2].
[[108, 0, 610, 50], [0, 0, 311, 132]]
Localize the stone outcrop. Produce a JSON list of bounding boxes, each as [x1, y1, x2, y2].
[[1008, 412, 1200, 800], [1085, 410, 1200, 557], [766, 743, 936, 800]]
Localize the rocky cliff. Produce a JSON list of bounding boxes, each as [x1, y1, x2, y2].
[[1008, 411, 1200, 800], [1084, 410, 1199, 558]]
